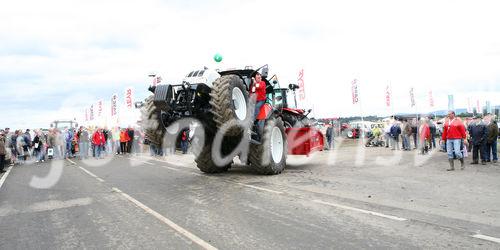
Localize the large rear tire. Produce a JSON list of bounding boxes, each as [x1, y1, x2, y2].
[[141, 96, 164, 146], [194, 143, 230, 174], [249, 117, 287, 175], [210, 75, 249, 136]]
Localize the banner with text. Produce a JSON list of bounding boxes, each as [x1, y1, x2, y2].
[[298, 69, 305, 101], [352, 79, 359, 104], [125, 87, 134, 110]]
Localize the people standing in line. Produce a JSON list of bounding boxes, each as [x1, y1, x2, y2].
[[32, 130, 46, 163], [77, 127, 90, 159], [442, 111, 467, 171], [326, 123, 334, 150], [180, 129, 189, 154], [120, 128, 130, 155], [468, 115, 488, 165], [384, 121, 392, 148], [16, 130, 26, 164], [127, 127, 135, 154], [390, 120, 401, 150], [92, 128, 106, 159], [0, 131, 7, 173], [113, 127, 121, 155], [23, 129, 32, 160], [429, 118, 437, 150], [9, 130, 18, 165], [402, 119, 412, 151], [411, 119, 418, 150], [419, 118, 431, 154], [485, 115, 498, 163]]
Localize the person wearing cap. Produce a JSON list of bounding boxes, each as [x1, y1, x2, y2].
[[485, 114, 498, 163], [468, 115, 488, 165], [442, 111, 467, 170]]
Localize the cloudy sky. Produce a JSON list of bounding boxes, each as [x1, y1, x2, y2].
[[1, 0, 499, 129]]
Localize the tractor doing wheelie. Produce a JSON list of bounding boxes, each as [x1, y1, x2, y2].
[[141, 65, 324, 175]]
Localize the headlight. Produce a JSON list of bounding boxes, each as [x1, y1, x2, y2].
[[183, 81, 190, 89]]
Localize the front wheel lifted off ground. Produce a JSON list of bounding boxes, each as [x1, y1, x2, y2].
[[249, 117, 287, 175], [210, 75, 249, 136], [141, 96, 165, 146]]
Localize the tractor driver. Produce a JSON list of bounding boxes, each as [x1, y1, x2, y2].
[[251, 72, 267, 120]]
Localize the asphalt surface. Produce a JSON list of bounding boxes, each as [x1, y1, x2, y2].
[[1, 144, 500, 249]]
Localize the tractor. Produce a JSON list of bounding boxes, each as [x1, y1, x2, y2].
[[141, 65, 324, 175]]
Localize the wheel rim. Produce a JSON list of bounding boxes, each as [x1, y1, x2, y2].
[[232, 87, 247, 121], [270, 127, 284, 163]]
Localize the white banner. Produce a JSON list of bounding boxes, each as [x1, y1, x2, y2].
[[125, 87, 134, 110], [428, 90, 434, 108], [351, 79, 359, 104], [111, 94, 118, 117], [409, 87, 415, 107], [89, 105, 94, 120], [298, 69, 305, 101], [467, 98, 473, 113], [385, 85, 391, 107], [97, 99, 103, 118]]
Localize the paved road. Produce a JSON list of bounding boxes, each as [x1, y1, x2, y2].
[[1, 150, 500, 249]]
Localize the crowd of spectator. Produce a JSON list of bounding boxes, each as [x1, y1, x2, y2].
[[0, 126, 144, 171]]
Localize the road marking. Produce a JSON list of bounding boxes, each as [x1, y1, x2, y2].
[[66, 158, 77, 165], [0, 197, 94, 217], [111, 187, 218, 250], [78, 166, 99, 178], [472, 234, 500, 244], [163, 166, 181, 171], [129, 158, 154, 165], [96, 177, 105, 182], [235, 182, 284, 194], [312, 199, 407, 221], [0, 166, 13, 190]]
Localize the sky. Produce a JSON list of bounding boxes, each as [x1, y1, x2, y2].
[[1, 0, 499, 129]]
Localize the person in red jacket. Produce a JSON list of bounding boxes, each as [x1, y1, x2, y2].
[[251, 72, 267, 120], [419, 118, 431, 154], [119, 129, 130, 155], [92, 128, 106, 159], [441, 111, 467, 170]]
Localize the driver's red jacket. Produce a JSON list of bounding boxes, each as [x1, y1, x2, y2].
[[251, 80, 266, 101]]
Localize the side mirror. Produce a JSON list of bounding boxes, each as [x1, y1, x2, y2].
[[289, 84, 299, 91], [135, 101, 144, 109]]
